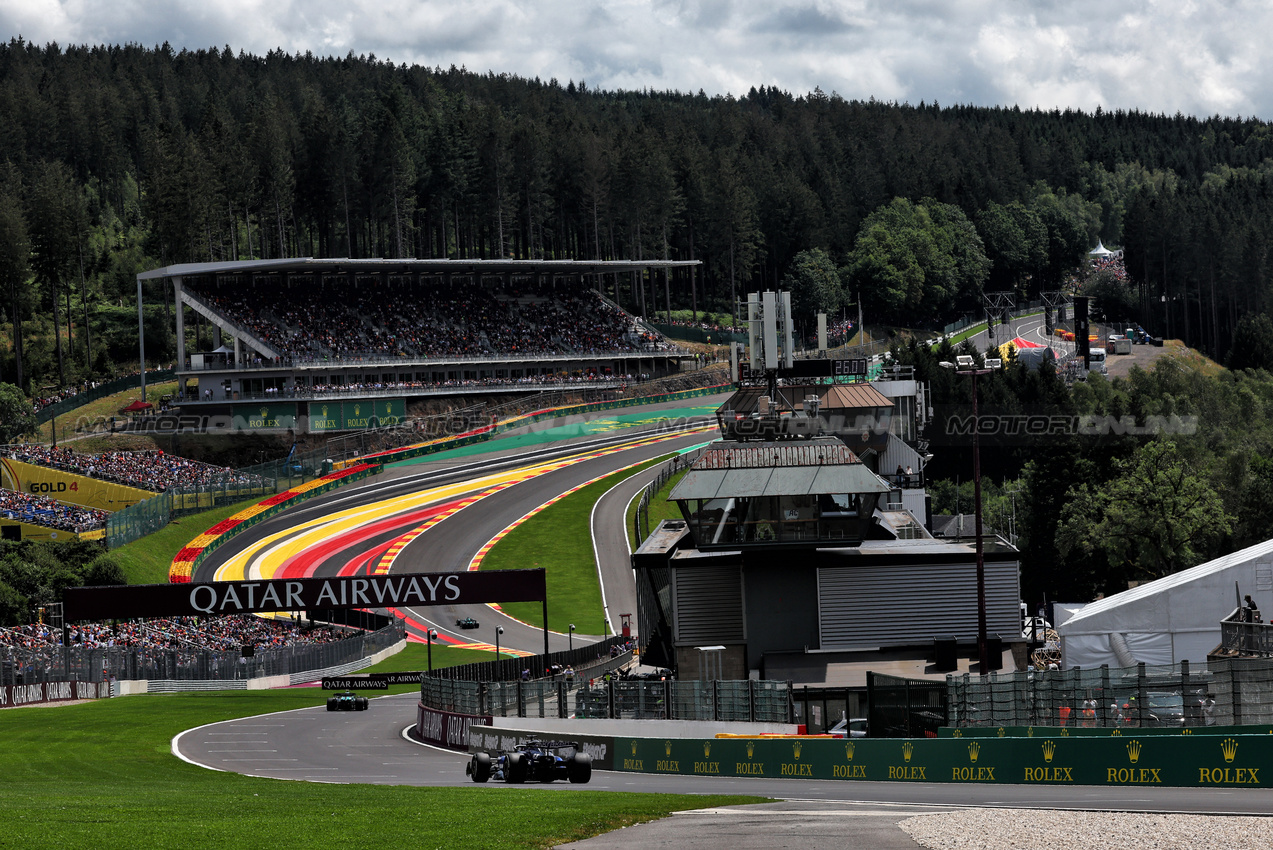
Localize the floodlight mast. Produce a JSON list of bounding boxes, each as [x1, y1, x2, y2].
[[941, 358, 999, 675]]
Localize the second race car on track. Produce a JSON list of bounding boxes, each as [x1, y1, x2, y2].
[[465, 739, 592, 783], [326, 690, 369, 711]]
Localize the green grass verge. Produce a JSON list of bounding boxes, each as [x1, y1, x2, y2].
[[625, 467, 689, 547], [482, 456, 670, 633], [366, 640, 507, 673], [40, 380, 180, 445], [110, 498, 262, 585], [1, 690, 766, 849]]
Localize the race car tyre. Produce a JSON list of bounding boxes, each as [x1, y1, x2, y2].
[[356, 699, 368, 710], [505, 753, 527, 784], [325, 700, 335, 711], [469, 752, 492, 783], [567, 753, 592, 784]]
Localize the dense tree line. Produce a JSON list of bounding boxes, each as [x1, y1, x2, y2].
[[3, 40, 1273, 392], [897, 331, 1273, 604]]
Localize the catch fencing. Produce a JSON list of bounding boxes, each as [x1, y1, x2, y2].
[[422, 675, 792, 723], [947, 658, 1273, 729]]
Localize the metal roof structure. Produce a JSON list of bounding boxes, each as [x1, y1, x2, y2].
[[669, 438, 890, 501], [138, 257, 700, 283], [722, 383, 893, 415]]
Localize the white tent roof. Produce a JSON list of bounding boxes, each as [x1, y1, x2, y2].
[[1059, 538, 1273, 668], [1088, 240, 1114, 258]]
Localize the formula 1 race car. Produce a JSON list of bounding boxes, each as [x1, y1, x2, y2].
[[456, 617, 480, 629], [465, 739, 592, 784], [325, 690, 369, 711]]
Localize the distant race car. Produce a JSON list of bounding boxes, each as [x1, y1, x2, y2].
[[466, 739, 592, 784], [326, 690, 369, 711], [456, 617, 480, 629]]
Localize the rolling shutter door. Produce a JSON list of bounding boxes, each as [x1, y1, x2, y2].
[[818, 561, 1019, 649], [672, 565, 745, 644]]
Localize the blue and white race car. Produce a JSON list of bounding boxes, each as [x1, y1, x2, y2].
[[465, 739, 592, 784]]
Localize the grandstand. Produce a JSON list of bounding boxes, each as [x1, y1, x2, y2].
[[137, 258, 702, 432]]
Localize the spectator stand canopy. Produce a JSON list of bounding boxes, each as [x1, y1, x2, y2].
[[134, 257, 702, 423], [1057, 537, 1273, 668]]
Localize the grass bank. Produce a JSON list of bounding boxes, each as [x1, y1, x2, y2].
[[482, 456, 670, 633], [108, 498, 263, 585], [0, 689, 764, 849]]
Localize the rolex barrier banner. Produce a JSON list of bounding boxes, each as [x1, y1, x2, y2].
[[0, 458, 155, 509], [232, 402, 298, 431], [613, 732, 1272, 788]]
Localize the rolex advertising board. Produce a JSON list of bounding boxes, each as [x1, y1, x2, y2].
[[342, 398, 405, 429], [308, 402, 342, 432], [613, 731, 1273, 788], [232, 403, 297, 431], [306, 399, 405, 432]]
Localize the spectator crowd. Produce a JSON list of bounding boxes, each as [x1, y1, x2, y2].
[[0, 488, 107, 533], [2, 615, 348, 653], [5, 445, 265, 493], [190, 279, 666, 365]]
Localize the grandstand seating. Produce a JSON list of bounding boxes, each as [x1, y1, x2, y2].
[[0, 488, 107, 533], [190, 279, 663, 364]]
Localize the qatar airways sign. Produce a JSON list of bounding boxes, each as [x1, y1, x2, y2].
[[61, 569, 546, 620]]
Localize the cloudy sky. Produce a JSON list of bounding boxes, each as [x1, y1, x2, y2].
[[3, 0, 1270, 119]]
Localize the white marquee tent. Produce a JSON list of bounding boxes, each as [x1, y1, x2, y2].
[[1059, 538, 1273, 668]]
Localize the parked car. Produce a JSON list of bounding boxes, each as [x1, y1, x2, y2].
[[1143, 691, 1185, 726], [828, 717, 868, 738], [466, 740, 592, 784], [456, 617, 480, 629]]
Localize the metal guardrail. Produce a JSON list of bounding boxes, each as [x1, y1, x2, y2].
[[1219, 606, 1273, 656]]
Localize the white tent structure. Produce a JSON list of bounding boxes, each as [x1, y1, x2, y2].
[[1088, 241, 1115, 261], [1059, 539, 1273, 668]]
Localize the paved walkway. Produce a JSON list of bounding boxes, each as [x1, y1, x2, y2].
[[559, 800, 944, 849]]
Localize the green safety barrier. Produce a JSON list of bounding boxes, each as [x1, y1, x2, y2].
[[490, 384, 729, 436], [615, 731, 1273, 788]]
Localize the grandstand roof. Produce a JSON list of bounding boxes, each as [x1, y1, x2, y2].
[[138, 257, 701, 282]]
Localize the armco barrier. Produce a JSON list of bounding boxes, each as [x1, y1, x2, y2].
[[612, 731, 1273, 788]]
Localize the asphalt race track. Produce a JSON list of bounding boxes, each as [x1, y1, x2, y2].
[[178, 395, 1271, 846], [197, 396, 722, 652], [173, 692, 1273, 810]]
